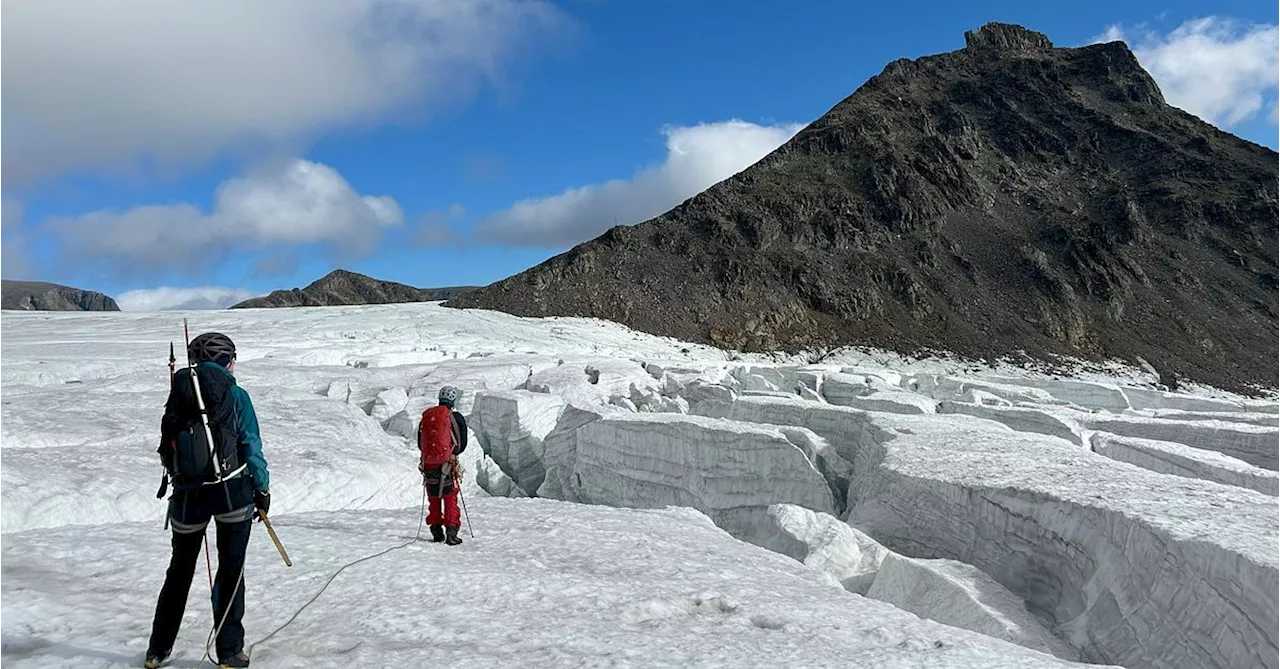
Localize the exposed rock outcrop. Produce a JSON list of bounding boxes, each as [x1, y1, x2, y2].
[[1, 280, 119, 311]]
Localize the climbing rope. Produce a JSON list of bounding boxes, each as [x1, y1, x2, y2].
[[237, 487, 431, 665]]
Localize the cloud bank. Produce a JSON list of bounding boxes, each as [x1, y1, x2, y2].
[[475, 120, 804, 247], [2, 199, 31, 279], [116, 286, 260, 311], [47, 159, 402, 276], [2, 0, 569, 184], [1096, 17, 1279, 126]]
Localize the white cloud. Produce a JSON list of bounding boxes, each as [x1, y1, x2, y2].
[[1, 0, 569, 184], [0, 196, 19, 232], [46, 159, 402, 276], [116, 286, 260, 311], [476, 120, 804, 247], [2, 199, 32, 279], [1095, 17, 1279, 126], [417, 203, 467, 245]]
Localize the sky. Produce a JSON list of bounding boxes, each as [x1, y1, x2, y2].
[[2, 0, 1277, 311]]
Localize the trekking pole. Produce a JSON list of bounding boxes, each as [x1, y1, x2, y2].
[[257, 511, 293, 567], [159, 342, 176, 528], [459, 488, 474, 538], [450, 462, 474, 538]]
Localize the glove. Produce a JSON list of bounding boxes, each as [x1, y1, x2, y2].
[[254, 489, 271, 520]]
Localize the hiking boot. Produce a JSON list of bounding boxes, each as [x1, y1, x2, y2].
[[429, 524, 445, 542], [143, 649, 169, 668], [445, 526, 462, 546], [219, 651, 250, 668]]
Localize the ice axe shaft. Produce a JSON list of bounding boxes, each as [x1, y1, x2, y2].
[[259, 512, 292, 567]]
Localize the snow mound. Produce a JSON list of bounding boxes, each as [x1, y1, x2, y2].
[[726, 395, 1279, 669], [1090, 433, 1278, 496], [526, 356, 664, 409], [0, 499, 1103, 668]]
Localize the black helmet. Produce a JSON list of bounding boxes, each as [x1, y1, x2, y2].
[[188, 332, 236, 365]]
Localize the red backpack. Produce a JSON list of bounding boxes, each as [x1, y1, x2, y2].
[[419, 404, 457, 468]]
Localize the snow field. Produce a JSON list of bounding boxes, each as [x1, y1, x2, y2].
[[2, 303, 1276, 669], [1, 500, 1108, 669]]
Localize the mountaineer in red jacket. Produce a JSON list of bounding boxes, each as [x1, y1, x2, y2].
[[418, 385, 468, 545]]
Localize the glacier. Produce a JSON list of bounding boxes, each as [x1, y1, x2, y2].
[[2, 302, 1275, 669]]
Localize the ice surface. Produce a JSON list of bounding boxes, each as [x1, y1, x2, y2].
[[738, 504, 1078, 660], [742, 503, 889, 594], [0, 499, 1104, 668], [469, 390, 567, 495], [1128, 408, 1280, 426], [1121, 387, 1259, 413], [536, 411, 836, 534], [1090, 433, 1279, 496], [1074, 413, 1279, 470], [937, 401, 1088, 446], [904, 375, 1061, 406], [725, 395, 1279, 669], [837, 389, 938, 414], [2, 303, 1274, 669], [975, 375, 1131, 411], [866, 554, 1081, 661], [369, 386, 409, 422]]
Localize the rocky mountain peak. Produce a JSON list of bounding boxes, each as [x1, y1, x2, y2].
[[963, 22, 1054, 54], [447, 23, 1278, 394]]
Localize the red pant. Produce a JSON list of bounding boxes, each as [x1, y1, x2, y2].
[[426, 489, 460, 527]]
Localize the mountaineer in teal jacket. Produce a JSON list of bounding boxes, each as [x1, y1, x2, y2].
[[146, 332, 270, 669]]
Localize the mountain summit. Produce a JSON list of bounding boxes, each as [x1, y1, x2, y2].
[[448, 23, 1279, 394]]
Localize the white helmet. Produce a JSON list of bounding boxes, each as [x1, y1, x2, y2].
[[438, 385, 460, 406]]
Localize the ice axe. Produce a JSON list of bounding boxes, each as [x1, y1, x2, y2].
[[258, 511, 293, 567]]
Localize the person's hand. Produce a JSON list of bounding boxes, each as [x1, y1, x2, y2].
[[254, 489, 271, 520]]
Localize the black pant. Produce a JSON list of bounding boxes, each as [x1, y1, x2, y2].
[[149, 479, 255, 660]]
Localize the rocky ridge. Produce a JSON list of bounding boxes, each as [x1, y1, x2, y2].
[[0, 280, 120, 311], [446, 23, 1279, 395], [231, 269, 476, 309]]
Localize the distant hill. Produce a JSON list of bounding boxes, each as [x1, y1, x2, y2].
[[446, 23, 1279, 395], [1, 280, 120, 311], [230, 269, 477, 309]]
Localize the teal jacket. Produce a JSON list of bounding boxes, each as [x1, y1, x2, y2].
[[203, 362, 271, 493]]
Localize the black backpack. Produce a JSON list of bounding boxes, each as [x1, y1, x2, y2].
[[158, 364, 244, 490]]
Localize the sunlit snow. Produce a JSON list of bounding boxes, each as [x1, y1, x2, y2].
[[2, 302, 1274, 669]]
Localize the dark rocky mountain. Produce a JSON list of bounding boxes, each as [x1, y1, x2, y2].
[[447, 23, 1279, 395], [230, 269, 476, 309], [1, 280, 120, 311]]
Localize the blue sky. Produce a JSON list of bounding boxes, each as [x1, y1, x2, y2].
[[2, 1, 1277, 310]]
